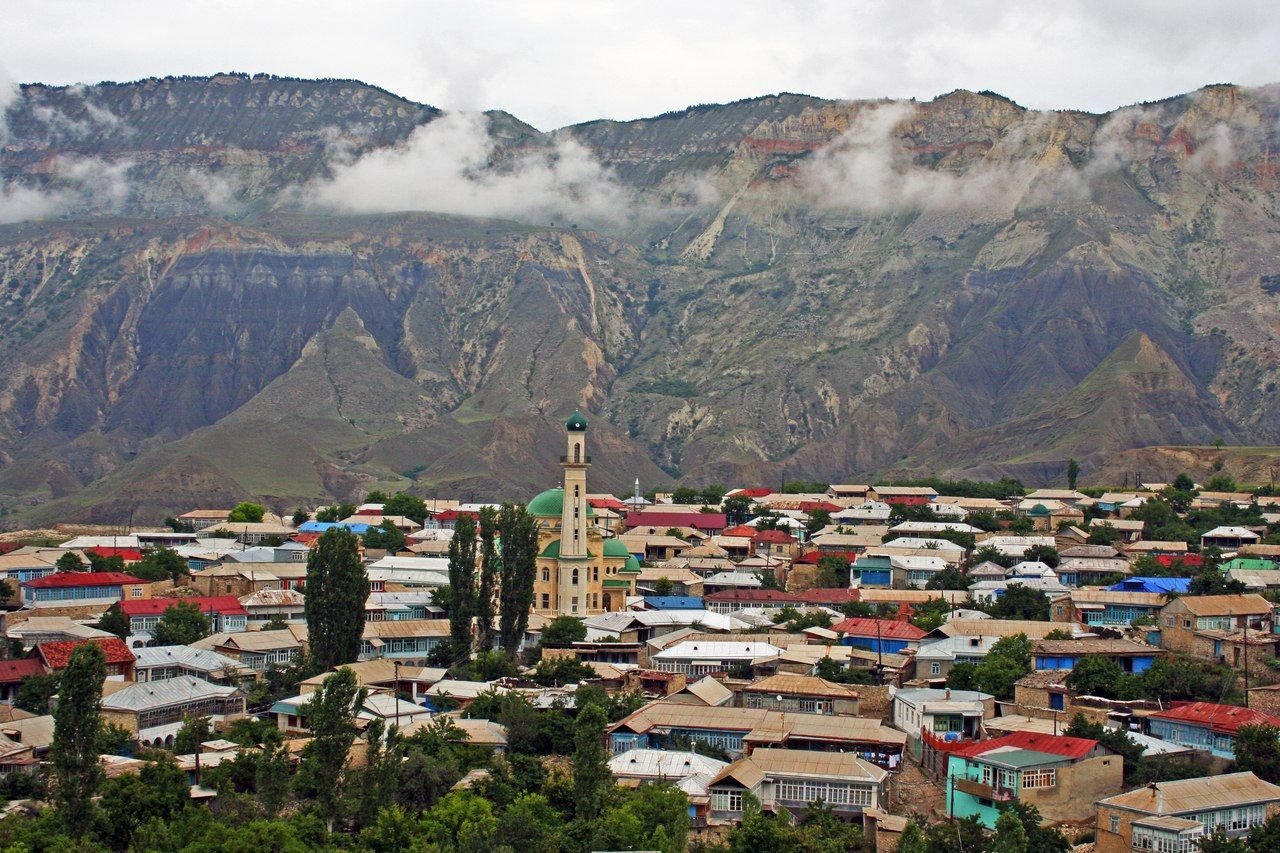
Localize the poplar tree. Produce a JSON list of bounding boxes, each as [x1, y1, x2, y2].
[[51, 642, 107, 834], [573, 703, 611, 823], [295, 667, 366, 829], [304, 527, 369, 672], [497, 502, 538, 658], [447, 514, 478, 663], [474, 507, 499, 653]]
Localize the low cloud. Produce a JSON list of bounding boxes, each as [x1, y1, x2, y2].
[[0, 156, 132, 224], [302, 111, 633, 225]]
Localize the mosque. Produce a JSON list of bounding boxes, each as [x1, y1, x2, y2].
[[528, 411, 641, 615]]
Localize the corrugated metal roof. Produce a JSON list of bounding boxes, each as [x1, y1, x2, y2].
[[609, 748, 727, 779], [1099, 772, 1280, 814], [102, 676, 238, 711]]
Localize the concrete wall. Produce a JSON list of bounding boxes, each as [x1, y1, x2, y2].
[[1021, 753, 1124, 824]]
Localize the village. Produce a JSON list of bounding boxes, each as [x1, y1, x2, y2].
[[2, 413, 1280, 851]]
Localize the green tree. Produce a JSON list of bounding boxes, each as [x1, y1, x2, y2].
[[497, 793, 565, 853], [362, 519, 407, 553], [805, 508, 832, 535], [228, 501, 266, 523], [992, 809, 1029, 853], [671, 486, 700, 504], [15, 672, 58, 714], [1064, 714, 1145, 781], [910, 596, 953, 632], [946, 661, 980, 691], [813, 555, 851, 588], [295, 667, 367, 828], [292, 507, 310, 526], [497, 502, 538, 659], [55, 551, 85, 572], [924, 567, 972, 590], [474, 507, 499, 652], [1066, 655, 1126, 699], [420, 790, 498, 851], [969, 634, 1032, 700], [1066, 458, 1081, 491], [1234, 724, 1280, 783], [448, 514, 479, 664], [723, 495, 751, 525], [987, 584, 1051, 621], [573, 703, 611, 823], [384, 492, 429, 525], [152, 600, 211, 646], [1088, 523, 1122, 545], [88, 551, 126, 573], [531, 655, 595, 687], [173, 714, 211, 754], [652, 575, 675, 596], [98, 754, 190, 849], [98, 602, 130, 639], [304, 527, 369, 671], [50, 642, 106, 835], [541, 615, 587, 648], [131, 547, 189, 582], [1190, 569, 1247, 596], [1022, 544, 1059, 568]]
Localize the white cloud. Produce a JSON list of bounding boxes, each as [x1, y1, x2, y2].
[[0, 156, 132, 224], [303, 111, 632, 224]]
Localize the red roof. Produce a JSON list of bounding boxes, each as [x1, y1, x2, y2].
[[832, 617, 927, 641], [589, 497, 629, 511], [119, 596, 247, 617], [1149, 702, 1280, 735], [703, 590, 803, 603], [730, 488, 772, 499], [0, 659, 44, 684], [85, 547, 143, 562], [35, 638, 136, 670], [625, 512, 726, 531], [722, 525, 759, 539], [752, 529, 797, 544], [795, 550, 861, 565], [799, 501, 843, 513], [1155, 554, 1204, 569], [0, 543, 20, 556], [22, 571, 144, 589], [794, 588, 861, 605], [291, 533, 322, 545], [433, 509, 480, 521], [952, 731, 1098, 761]]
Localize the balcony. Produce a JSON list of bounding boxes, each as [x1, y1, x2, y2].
[[559, 455, 592, 464], [953, 778, 1014, 802]]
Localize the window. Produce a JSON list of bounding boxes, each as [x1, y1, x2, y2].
[[711, 789, 743, 813], [1049, 693, 1065, 711], [930, 662, 941, 676], [541, 594, 550, 608], [571, 569, 579, 585], [571, 596, 578, 614], [593, 567, 599, 582], [1021, 768, 1056, 789], [541, 569, 550, 582], [1110, 815, 1120, 833]]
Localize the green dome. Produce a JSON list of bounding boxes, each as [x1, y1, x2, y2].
[[540, 540, 561, 558], [566, 410, 588, 432], [603, 538, 631, 558], [1029, 503, 1050, 517], [623, 555, 641, 573], [527, 487, 596, 518]]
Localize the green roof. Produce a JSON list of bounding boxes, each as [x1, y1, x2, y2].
[[527, 487, 595, 519], [1029, 504, 1050, 517], [538, 540, 597, 559], [623, 556, 641, 573], [603, 579, 633, 588], [566, 410, 588, 432], [602, 538, 631, 558], [974, 749, 1067, 770]]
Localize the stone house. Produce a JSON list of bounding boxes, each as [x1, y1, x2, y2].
[[1094, 772, 1280, 853]]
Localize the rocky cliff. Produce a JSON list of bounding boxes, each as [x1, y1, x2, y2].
[[0, 75, 1278, 524]]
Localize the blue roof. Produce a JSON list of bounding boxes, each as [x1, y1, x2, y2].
[[1107, 577, 1191, 595], [643, 596, 703, 610]]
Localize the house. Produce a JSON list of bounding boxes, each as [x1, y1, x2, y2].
[[1158, 594, 1279, 669], [177, 509, 233, 530], [271, 689, 429, 735], [365, 591, 444, 622], [33, 637, 136, 679], [1031, 638, 1161, 674], [192, 628, 304, 672], [832, 617, 926, 655], [650, 641, 785, 677], [1094, 772, 1280, 853], [610, 747, 726, 824], [737, 674, 861, 715], [848, 555, 893, 587], [19, 571, 149, 610], [890, 687, 994, 740], [1202, 526, 1262, 551], [188, 563, 281, 598], [364, 556, 450, 590], [832, 501, 892, 524], [750, 529, 798, 560], [867, 486, 938, 506], [915, 635, 1005, 682], [0, 549, 75, 603], [708, 748, 888, 824], [101, 676, 245, 747], [608, 702, 908, 764], [891, 555, 951, 589], [1146, 702, 1280, 761], [1056, 545, 1131, 586], [1107, 577, 1191, 595], [869, 538, 965, 565], [238, 589, 306, 626], [625, 512, 727, 537], [703, 589, 801, 614], [133, 646, 251, 684], [0, 660, 45, 703], [976, 536, 1056, 558], [1050, 589, 1168, 628], [359, 619, 450, 663], [119, 596, 248, 639], [4, 616, 116, 649], [945, 731, 1124, 826]]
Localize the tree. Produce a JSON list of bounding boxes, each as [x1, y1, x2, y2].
[[228, 501, 266, 523], [474, 507, 499, 652], [541, 615, 587, 648], [813, 555, 851, 588], [315, 502, 357, 523], [805, 509, 831, 535], [50, 642, 106, 835], [55, 552, 85, 572], [98, 602, 130, 639], [987, 584, 1051, 621], [1190, 569, 1247, 596], [152, 600, 211, 646], [992, 809, 1029, 853], [1066, 458, 1081, 490], [362, 519, 406, 553], [573, 703, 611, 823], [723, 495, 751, 525], [671, 486, 700, 505], [15, 672, 59, 714], [496, 502, 538, 659], [88, 551, 126, 573], [1022, 544, 1059, 568], [447, 514, 478, 664], [295, 667, 367, 827], [1234, 724, 1280, 783], [131, 547, 189, 583], [1088, 523, 1121, 545], [924, 567, 972, 590], [292, 507, 310, 526], [964, 634, 1032, 700], [304, 527, 369, 671], [1066, 655, 1126, 698], [173, 715, 211, 755], [910, 596, 953, 632], [652, 576, 675, 596]]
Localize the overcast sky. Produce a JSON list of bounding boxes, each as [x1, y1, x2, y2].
[[3, 1, 1276, 130]]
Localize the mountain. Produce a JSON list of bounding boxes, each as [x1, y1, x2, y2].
[[0, 74, 1278, 525]]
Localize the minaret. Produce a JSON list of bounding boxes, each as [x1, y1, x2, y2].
[[561, 410, 590, 558]]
